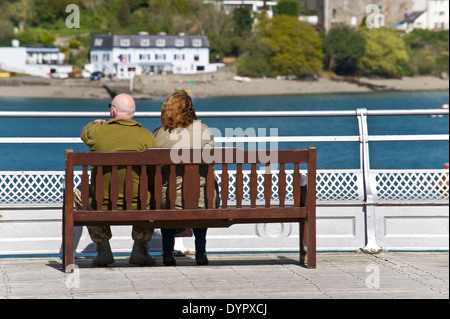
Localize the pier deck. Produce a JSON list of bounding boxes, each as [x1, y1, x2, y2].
[[1, 252, 448, 300]]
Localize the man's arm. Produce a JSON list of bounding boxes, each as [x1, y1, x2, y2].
[[80, 120, 105, 149]]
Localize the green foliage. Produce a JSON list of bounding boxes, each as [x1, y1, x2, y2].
[[232, 6, 253, 37], [237, 33, 274, 77], [323, 25, 365, 75], [117, 0, 132, 27], [0, 20, 15, 46], [238, 15, 323, 78], [1, 0, 448, 78], [358, 28, 409, 78], [403, 29, 449, 75], [275, 0, 300, 17]]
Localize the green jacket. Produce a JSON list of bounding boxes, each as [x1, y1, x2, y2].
[[81, 118, 158, 210]]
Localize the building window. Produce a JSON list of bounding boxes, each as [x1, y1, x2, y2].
[[194, 55, 199, 61], [119, 54, 130, 63], [174, 54, 184, 60], [192, 39, 202, 47], [175, 39, 184, 47], [140, 39, 150, 47], [156, 39, 165, 47], [139, 54, 151, 61], [120, 39, 130, 47], [196, 65, 205, 71], [94, 38, 103, 47], [102, 53, 109, 62]]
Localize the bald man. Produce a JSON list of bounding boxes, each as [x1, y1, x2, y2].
[[79, 94, 158, 267]]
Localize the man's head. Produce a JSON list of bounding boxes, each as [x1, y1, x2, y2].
[[110, 94, 136, 119]]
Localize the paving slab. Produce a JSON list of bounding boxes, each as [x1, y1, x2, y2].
[[0, 252, 448, 301]]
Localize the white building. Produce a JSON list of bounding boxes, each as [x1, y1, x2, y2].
[[204, 1, 278, 18], [90, 33, 223, 80], [0, 44, 72, 78], [398, 0, 449, 32]]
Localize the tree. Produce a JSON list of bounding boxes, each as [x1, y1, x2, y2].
[[276, 0, 300, 17], [232, 6, 253, 37], [117, 0, 132, 27], [238, 15, 323, 78], [404, 29, 449, 75], [358, 28, 409, 78], [323, 25, 365, 75], [262, 15, 323, 77]]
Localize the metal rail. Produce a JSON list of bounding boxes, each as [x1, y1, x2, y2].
[[0, 108, 448, 118]]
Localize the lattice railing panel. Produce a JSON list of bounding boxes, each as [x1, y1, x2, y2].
[[0, 171, 83, 204], [372, 170, 449, 202], [1, 169, 447, 205]]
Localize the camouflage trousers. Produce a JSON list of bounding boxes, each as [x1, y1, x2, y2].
[[74, 188, 154, 243]]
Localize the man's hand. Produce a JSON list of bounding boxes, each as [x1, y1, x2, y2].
[[94, 119, 106, 123]]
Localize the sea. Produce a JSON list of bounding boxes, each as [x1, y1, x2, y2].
[[0, 90, 448, 171]]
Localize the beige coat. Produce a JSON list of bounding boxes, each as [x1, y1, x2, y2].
[[154, 121, 220, 209]]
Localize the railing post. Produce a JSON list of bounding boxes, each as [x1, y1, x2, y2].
[[356, 108, 382, 253]]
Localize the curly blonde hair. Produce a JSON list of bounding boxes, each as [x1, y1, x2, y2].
[[160, 90, 198, 132]]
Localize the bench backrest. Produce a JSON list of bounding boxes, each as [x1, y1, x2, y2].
[[65, 147, 316, 212]]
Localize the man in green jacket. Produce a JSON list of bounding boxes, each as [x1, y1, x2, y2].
[[79, 93, 158, 267]]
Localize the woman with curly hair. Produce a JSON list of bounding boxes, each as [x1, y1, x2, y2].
[[153, 90, 220, 266]]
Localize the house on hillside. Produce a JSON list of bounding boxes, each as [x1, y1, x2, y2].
[[90, 33, 223, 80], [0, 42, 72, 78], [397, 0, 449, 32], [204, 1, 278, 18]]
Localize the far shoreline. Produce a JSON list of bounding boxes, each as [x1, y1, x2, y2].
[[0, 72, 448, 101]]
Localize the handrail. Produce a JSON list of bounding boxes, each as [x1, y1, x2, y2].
[[0, 108, 448, 118]]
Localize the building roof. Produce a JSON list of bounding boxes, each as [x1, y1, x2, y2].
[[91, 34, 210, 49], [402, 11, 426, 23]]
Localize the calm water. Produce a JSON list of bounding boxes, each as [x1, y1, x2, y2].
[[0, 91, 448, 171]]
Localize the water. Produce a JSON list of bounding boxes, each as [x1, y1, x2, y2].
[[0, 91, 448, 171]]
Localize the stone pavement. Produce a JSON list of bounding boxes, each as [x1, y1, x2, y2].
[[0, 252, 448, 300]]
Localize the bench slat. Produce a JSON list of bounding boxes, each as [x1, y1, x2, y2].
[[139, 165, 148, 210], [221, 164, 229, 209], [264, 164, 272, 208], [293, 163, 300, 207], [72, 207, 307, 223], [236, 164, 243, 208], [125, 165, 133, 210], [250, 163, 257, 208], [183, 165, 200, 209], [81, 165, 89, 210], [95, 165, 104, 210], [71, 148, 311, 166], [110, 165, 118, 210], [278, 163, 286, 208], [154, 165, 162, 209], [169, 165, 176, 209], [206, 165, 215, 209]]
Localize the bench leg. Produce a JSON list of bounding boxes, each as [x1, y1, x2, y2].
[[62, 209, 75, 273], [299, 220, 307, 265], [307, 216, 316, 269]]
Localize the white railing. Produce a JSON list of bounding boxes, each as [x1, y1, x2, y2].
[[0, 108, 448, 253]]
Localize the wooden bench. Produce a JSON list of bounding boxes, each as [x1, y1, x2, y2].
[[62, 147, 317, 272]]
